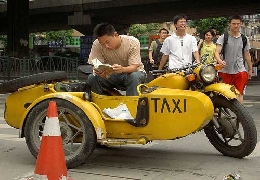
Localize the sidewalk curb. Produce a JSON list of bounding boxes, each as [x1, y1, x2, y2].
[[244, 95, 260, 101]]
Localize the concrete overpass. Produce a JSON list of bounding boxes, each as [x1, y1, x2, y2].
[[0, 0, 260, 35], [0, 0, 260, 57]]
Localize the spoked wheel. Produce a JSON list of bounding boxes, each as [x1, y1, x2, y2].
[[24, 98, 97, 169], [204, 97, 257, 158]]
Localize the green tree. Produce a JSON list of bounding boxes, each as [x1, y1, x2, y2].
[[30, 29, 74, 51], [0, 30, 74, 48], [30, 29, 73, 42], [129, 23, 161, 37], [42, 29, 73, 41], [0, 35, 7, 48], [189, 17, 228, 35], [145, 23, 162, 34]]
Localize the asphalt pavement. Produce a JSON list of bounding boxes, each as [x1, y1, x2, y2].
[[244, 75, 260, 100]]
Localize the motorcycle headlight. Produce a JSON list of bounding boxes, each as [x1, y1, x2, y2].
[[200, 64, 216, 83]]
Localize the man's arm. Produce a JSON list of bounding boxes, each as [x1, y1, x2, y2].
[[121, 37, 142, 73], [244, 50, 252, 78], [93, 60, 139, 77], [88, 40, 106, 64], [158, 54, 168, 70], [197, 39, 203, 49], [113, 64, 139, 74], [148, 50, 154, 64], [214, 44, 226, 66], [191, 36, 200, 62], [193, 51, 200, 63], [148, 41, 156, 64]]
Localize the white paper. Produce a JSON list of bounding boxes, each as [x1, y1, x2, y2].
[[103, 103, 134, 119], [92, 58, 112, 69], [91, 58, 114, 78], [92, 58, 103, 68]]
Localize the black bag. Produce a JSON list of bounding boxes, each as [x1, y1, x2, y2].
[[152, 39, 163, 65]]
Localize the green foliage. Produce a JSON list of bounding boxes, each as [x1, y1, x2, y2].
[[129, 23, 161, 37], [129, 24, 146, 37], [0, 30, 74, 49], [0, 35, 7, 47], [145, 23, 162, 34], [189, 17, 228, 35], [30, 29, 73, 41]]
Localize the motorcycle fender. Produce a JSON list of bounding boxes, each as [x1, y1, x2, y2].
[[204, 83, 240, 99], [20, 92, 106, 139]]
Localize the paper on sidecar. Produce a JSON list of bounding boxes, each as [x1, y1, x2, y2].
[[92, 58, 114, 77], [103, 103, 134, 119]]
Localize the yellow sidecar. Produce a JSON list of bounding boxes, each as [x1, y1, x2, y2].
[[2, 71, 213, 169], [1, 68, 257, 169]]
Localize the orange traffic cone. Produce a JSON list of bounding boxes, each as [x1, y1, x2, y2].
[[32, 101, 71, 180]]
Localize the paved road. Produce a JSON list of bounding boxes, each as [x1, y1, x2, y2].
[[0, 83, 260, 180]]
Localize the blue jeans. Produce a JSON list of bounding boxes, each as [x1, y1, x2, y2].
[[87, 71, 146, 96]]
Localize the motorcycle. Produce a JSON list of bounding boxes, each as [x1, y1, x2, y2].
[[147, 55, 257, 159], [1, 55, 257, 169]]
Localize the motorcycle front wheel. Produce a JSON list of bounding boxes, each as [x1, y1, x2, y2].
[[204, 97, 257, 158]]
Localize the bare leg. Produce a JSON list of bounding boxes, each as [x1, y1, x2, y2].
[[237, 94, 243, 104]]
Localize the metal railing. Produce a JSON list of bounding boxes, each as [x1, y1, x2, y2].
[[0, 56, 79, 82]]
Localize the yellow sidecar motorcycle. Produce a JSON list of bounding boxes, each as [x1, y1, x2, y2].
[[0, 56, 257, 169]]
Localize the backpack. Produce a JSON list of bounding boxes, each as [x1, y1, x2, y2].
[[198, 41, 204, 54], [221, 32, 247, 59], [152, 39, 163, 65]]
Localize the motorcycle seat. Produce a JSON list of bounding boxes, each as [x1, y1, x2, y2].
[[54, 81, 88, 92], [54, 81, 126, 96]]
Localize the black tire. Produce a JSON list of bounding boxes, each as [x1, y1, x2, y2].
[[204, 97, 257, 158], [24, 98, 97, 169], [0, 71, 67, 94]]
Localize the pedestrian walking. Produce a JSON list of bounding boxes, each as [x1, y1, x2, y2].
[[158, 14, 200, 70], [215, 15, 252, 103], [197, 29, 216, 64], [148, 28, 169, 68]]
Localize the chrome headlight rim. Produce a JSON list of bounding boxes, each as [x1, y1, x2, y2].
[[199, 64, 216, 83]]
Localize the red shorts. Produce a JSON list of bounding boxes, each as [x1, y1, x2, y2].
[[218, 71, 248, 95]]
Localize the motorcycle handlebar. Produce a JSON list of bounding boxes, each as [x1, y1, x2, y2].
[[150, 54, 209, 74], [150, 70, 167, 74], [150, 64, 197, 74]]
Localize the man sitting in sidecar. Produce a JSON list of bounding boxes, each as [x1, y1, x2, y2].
[[87, 23, 146, 96]]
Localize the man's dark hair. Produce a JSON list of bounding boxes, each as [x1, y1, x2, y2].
[[173, 14, 188, 24], [158, 28, 169, 34], [228, 15, 242, 23], [93, 23, 116, 38]]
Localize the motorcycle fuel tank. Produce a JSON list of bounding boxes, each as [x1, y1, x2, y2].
[[147, 73, 189, 90]]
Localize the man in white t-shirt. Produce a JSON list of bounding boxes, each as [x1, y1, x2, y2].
[[159, 14, 200, 70]]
